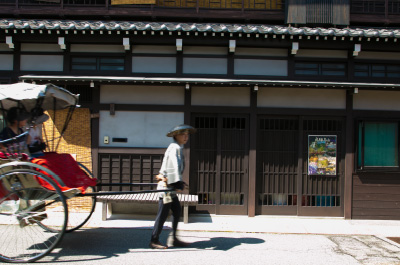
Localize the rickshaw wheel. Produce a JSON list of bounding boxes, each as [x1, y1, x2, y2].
[[65, 163, 96, 232], [38, 162, 96, 233], [0, 169, 68, 263], [39, 186, 96, 233], [65, 185, 96, 232]]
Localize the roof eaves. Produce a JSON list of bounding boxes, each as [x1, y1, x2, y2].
[[19, 75, 400, 89], [1, 19, 399, 40]]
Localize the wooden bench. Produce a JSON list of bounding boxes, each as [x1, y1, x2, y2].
[[96, 193, 198, 224]]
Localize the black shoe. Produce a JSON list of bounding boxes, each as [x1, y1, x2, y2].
[[149, 241, 168, 249], [173, 239, 190, 247]]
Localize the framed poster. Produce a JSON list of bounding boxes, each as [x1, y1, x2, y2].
[[308, 135, 337, 176]]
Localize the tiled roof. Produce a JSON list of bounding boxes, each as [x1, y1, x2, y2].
[[19, 75, 400, 89], [1, 19, 399, 39]]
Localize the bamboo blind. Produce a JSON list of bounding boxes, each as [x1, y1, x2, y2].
[[42, 108, 92, 173]]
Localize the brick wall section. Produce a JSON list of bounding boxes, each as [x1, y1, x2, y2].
[[42, 108, 92, 173]]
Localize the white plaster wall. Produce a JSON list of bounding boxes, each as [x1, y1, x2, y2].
[[354, 90, 400, 111], [132, 45, 176, 54], [0, 44, 10, 51], [295, 49, 348, 58], [70, 44, 125, 53], [235, 48, 287, 57], [20, 55, 63, 71], [356, 51, 400, 60], [99, 111, 184, 148], [192, 86, 250, 106], [183, 46, 227, 55], [132, 57, 176, 73], [183, 58, 227, 74], [100, 85, 184, 105], [21, 43, 61, 52], [234, 59, 287, 76], [0, 55, 13, 70], [258, 87, 346, 109]]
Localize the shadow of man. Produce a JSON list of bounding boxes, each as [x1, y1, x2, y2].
[[187, 236, 265, 251]]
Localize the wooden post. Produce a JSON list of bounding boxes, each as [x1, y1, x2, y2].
[[344, 90, 354, 219], [248, 87, 257, 217]]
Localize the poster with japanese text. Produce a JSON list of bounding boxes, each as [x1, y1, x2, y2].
[[308, 135, 337, 175]]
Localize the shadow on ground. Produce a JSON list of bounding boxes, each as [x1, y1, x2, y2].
[[188, 236, 265, 251], [37, 227, 265, 263]]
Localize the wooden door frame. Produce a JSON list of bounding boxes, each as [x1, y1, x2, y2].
[[217, 114, 249, 215], [191, 113, 250, 215], [255, 115, 299, 216], [297, 116, 345, 217]]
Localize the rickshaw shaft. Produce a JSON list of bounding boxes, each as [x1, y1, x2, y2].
[[96, 183, 158, 186], [76, 188, 174, 197]]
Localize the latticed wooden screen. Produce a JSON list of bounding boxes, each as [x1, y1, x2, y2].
[[191, 114, 248, 212], [351, 0, 400, 14], [220, 117, 247, 206], [257, 117, 344, 216], [301, 118, 343, 208], [257, 118, 299, 209], [98, 154, 163, 191], [191, 115, 218, 205]]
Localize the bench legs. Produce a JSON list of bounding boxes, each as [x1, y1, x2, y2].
[[102, 201, 112, 221], [183, 202, 189, 224], [101, 200, 191, 223]]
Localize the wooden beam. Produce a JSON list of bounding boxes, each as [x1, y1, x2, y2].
[[248, 87, 257, 217], [344, 90, 354, 219]]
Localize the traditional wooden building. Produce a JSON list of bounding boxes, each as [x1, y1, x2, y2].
[[0, 0, 400, 220]]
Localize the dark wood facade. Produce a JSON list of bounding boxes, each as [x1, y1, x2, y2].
[[1, 0, 400, 220], [353, 172, 400, 220]]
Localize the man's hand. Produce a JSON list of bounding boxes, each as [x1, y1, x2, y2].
[[155, 174, 167, 182]]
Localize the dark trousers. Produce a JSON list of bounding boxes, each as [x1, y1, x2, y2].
[[151, 196, 181, 243]]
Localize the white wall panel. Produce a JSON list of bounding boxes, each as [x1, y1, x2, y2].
[[192, 86, 250, 106], [21, 44, 61, 52], [100, 85, 184, 105], [357, 51, 400, 60], [70, 44, 125, 53], [132, 45, 176, 54], [183, 46, 227, 55], [295, 49, 348, 58], [234, 59, 287, 76], [132, 57, 176, 73], [183, 58, 227, 74], [0, 44, 10, 51], [354, 90, 400, 111], [0, 55, 13, 70], [235, 48, 287, 57], [99, 111, 184, 148], [258, 87, 346, 109], [20, 55, 63, 71]]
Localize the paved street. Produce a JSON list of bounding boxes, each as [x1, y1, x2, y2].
[[4, 203, 400, 264], [27, 227, 400, 265]]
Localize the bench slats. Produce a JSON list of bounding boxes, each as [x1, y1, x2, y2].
[[97, 193, 197, 204], [96, 191, 198, 223]]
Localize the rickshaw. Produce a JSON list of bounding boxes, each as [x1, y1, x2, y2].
[[0, 83, 171, 263]]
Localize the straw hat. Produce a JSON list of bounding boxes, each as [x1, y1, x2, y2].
[[166, 124, 197, 137], [30, 108, 49, 125], [34, 113, 49, 124]]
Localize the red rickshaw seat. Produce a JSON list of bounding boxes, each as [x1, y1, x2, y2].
[[31, 152, 96, 194]]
